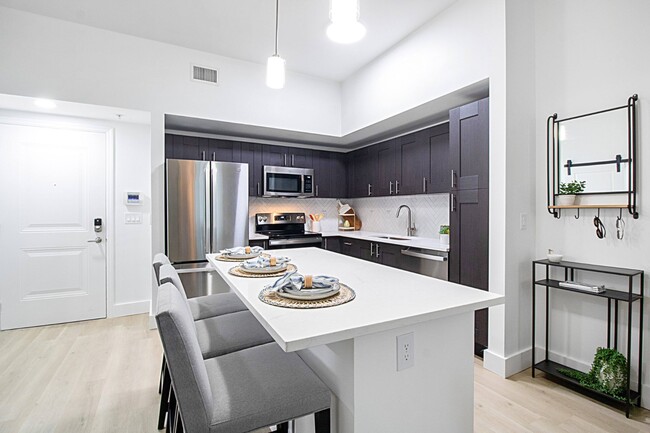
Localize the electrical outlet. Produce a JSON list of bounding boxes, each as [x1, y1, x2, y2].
[[520, 212, 528, 230], [397, 332, 415, 371]]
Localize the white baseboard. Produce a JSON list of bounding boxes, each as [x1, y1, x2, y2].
[[109, 300, 150, 318], [483, 347, 532, 378]]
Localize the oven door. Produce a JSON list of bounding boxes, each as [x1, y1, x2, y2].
[[263, 166, 314, 197], [267, 236, 323, 249]]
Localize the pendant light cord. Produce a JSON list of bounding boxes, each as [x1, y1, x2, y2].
[[274, 0, 279, 56]]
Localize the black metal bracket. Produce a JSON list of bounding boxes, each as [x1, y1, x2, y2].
[[546, 113, 558, 218], [564, 154, 630, 175]]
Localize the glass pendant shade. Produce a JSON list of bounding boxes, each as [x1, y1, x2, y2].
[[266, 54, 286, 89], [327, 0, 366, 44]]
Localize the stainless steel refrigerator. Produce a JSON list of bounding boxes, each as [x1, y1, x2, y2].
[[166, 159, 249, 264]]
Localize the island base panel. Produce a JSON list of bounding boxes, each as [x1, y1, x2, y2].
[[298, 312, 475, 432]]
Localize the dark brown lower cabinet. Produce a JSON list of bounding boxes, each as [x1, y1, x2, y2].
[[449, 188, 489, 356]]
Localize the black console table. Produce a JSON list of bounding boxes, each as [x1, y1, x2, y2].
[[532, 259, 644, 417]]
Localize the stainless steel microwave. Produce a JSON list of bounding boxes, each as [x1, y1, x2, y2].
[[263, 165, 314, 197]]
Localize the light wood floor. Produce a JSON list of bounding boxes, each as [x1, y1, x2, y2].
[[1, 315, 648, 433]]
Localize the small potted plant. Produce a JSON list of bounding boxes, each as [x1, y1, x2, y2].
[[439, 225, 450, 246], [557, 180, 586, 206]]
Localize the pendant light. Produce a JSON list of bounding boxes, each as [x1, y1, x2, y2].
[[327, 0, 366, 44], [266, 0, 285, 89]]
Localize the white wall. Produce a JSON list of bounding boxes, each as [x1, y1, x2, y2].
[[534, 0, 650, 407], [341, 0, 517, 375], [0, 106, 152, 317], [0, 5, 343, 319]]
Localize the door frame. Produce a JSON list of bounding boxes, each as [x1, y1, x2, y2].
[[0, 113, 116, 320]]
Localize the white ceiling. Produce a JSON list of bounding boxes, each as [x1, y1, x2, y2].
[[0, 0, 457, 81]]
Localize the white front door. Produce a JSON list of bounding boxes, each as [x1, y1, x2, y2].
[[0, 122, 107, 330]]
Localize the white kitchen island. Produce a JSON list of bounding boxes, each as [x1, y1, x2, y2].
[[207, 248, 503, 433]]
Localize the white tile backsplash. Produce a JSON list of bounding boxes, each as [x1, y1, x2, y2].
[[348, 194, 449, 238], [249, 197, 340, 232], [249, 194, 449, 239]]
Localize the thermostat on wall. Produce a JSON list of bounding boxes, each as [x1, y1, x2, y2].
[[125, 191, 143, 205]]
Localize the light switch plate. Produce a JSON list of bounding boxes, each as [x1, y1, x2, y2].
[[125, 212, 143, 224]]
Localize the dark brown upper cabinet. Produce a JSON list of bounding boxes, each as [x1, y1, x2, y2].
[[375, 139, 398, 196], [427, 124, 451, 193], [240, 142, 263, 197], [313, 151, 346, 198], [396, 132, 428, 195], [449, 97, 489, 191]]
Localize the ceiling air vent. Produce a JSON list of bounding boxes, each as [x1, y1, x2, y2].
[[191, 64, 219, 85]]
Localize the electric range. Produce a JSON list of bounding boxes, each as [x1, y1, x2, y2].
[[255, 212, 323, 249]]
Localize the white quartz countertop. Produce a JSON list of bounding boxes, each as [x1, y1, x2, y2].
[[249, 230, 449, 252], [207, 248, 502, 352]]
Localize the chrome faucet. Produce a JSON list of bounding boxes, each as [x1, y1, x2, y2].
[[396, 205, 416, 236]]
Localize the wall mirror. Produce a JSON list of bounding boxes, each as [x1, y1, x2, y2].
[[558, 107, 629, 194], [546, 94, 639, 219]]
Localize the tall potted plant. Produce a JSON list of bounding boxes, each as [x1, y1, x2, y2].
[[557, 180, 586, 206]]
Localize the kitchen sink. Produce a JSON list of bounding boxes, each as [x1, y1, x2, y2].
[[372, 236, 410, 241]]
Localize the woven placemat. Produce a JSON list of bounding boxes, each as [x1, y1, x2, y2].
[[258, 284, 356, 309], [214, 253, 270, 262], [228, 263, 297, 278]]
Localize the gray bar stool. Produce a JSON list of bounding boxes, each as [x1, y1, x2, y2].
[[156, 283, 331, 433], [155, 261, 272, 430]]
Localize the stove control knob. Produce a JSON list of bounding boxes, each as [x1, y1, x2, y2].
[[258, 216, 267, 223]]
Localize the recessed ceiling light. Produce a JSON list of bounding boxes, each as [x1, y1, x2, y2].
[[34, 98, 57, 109]]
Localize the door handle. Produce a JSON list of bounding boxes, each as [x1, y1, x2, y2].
[[87, 237, 102, 243], [368, 184, 372, 196], [202, 150, 206, 161], [376, 243, 380, 258], [257, 182, 261, 197], [291, 154, 295, 166], [212, 151, 216, 161], [451, 193, 457, 212], [316, 185, 319, 197], [423, 177, 427, 193], [370, 242, 375, 257], [395, 180, 400, 194], [284, 154, 288, 166], [389, 181, 393, 195], [451, 170, 456, 188], [343, 242, 352, 246]]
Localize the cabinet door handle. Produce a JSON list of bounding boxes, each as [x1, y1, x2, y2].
[[370, 242, 375, 257], [376, 243, 380, 258], [451, 193, 457, 212], [343, 242, 352, 246], [316, 185, 319, 197], [368, 184, 372, 196], [291, 154, 295, 166], [257, 182, 261, 196], [201, 150, 206, 161], [212, 151, 216, 161], [284, 154, 287, 166], [423, 177, 427, 193], [395, 180, 400, 194], [451, 170, 456, 188], [389, 181, 393, 195]]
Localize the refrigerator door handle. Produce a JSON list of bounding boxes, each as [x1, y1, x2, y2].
[[204, 164, 211, 253]]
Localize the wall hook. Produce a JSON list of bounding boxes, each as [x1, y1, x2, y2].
[[575, 208, 580, 219]]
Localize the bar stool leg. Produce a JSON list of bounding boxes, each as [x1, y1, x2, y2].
[[276, 422, 289, 433], [167, 387, 176, 433], [314, 409, 331, 433], [158, 361, 171, 430]]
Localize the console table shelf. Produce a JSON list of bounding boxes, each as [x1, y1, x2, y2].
[[532, 259, 644, 417]]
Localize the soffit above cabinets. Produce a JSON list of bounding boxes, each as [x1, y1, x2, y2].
[[0, 0, 457, 82], [165, 79, 488, 151]]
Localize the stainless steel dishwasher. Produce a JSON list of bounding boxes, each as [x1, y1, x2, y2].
[[173, 262, 233, 299], [400, 247, 449, 280]]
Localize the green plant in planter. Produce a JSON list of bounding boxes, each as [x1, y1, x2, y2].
[[439, 225, 450, 235], [558, 347, 628, 401], [559, 179, 586, 195]]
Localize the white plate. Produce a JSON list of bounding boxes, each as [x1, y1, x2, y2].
[[276, 285, 341, 301], [226, 252, 261, 260], [240, 263, 288, 274]]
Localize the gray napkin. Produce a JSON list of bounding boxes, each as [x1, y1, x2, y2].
[[242, 255, 290, 269], [221, 246, 264, 256], [269, 270, 339, 295]]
